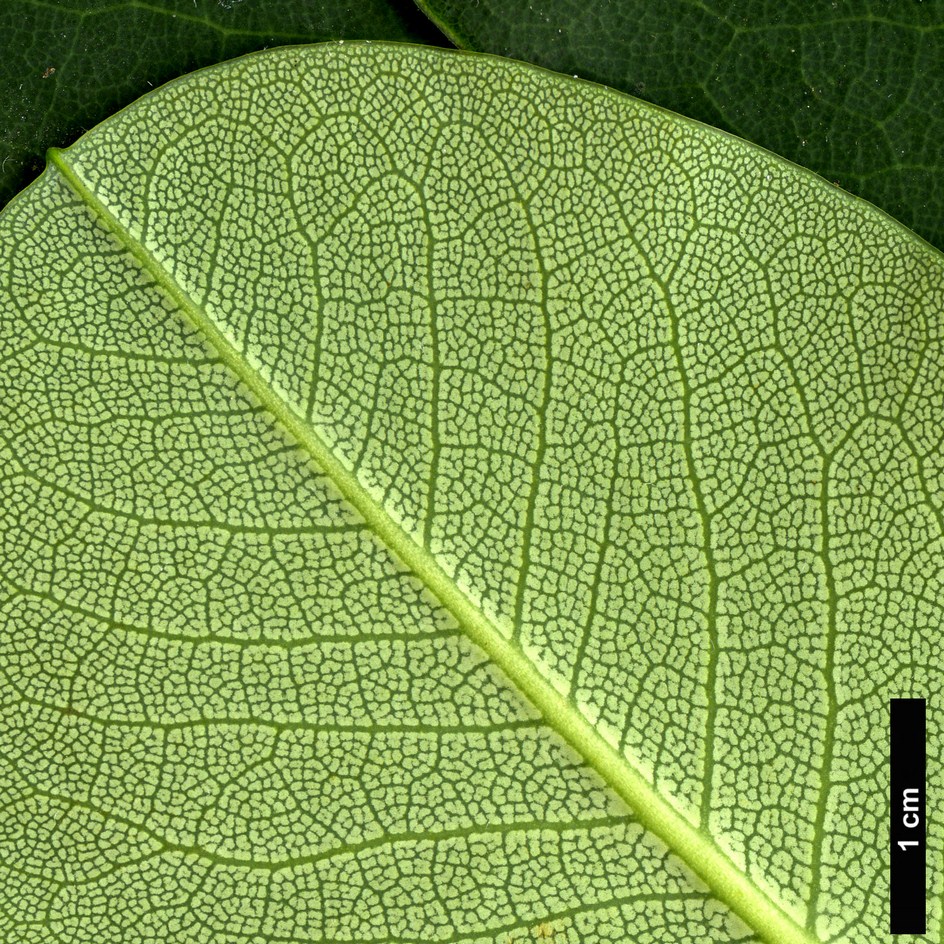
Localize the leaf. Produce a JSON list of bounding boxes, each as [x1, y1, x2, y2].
[[0, 0, 446, 210], [415, 0, 944, 252], [0, 42, 941, 944]]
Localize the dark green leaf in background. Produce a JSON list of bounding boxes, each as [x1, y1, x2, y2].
[[417, 0, 944, 250], [0, 0, 446, 210]]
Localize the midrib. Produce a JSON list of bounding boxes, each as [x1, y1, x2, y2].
[[50, 147, 820, 944]]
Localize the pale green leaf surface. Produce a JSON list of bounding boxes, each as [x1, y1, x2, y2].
[[0, 43, 941, 944]]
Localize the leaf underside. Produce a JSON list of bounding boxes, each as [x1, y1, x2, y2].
[[418, 0, 944, 252], [0, 43, 941, 944]]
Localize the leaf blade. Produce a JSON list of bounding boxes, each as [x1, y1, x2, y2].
[[49, 141, 817, 944], [3, 42, 942, 943]]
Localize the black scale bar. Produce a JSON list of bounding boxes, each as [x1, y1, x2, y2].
[[890, 698, 926, 934]]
